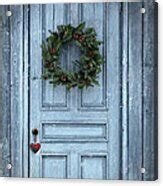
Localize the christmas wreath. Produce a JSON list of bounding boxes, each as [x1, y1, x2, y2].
[[41, 22, 104, 90]]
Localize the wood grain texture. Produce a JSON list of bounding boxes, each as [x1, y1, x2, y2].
[[128, 2, 143, 180], [0, 8, 3, 176], [30, 4, 42, 178], [121, 2, 129, 180], [106, 2, 122, 180], [10, 5, 24, 177], [121, 1, 158, 181], [143, 1, 158, 181], [23, 5, 30, 178], [2, 5, 12, 177]]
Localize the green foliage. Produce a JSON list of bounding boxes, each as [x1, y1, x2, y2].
[[41, 22, 104, 90]]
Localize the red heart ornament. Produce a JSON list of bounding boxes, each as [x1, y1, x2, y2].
[[30, 143, 41, 153]]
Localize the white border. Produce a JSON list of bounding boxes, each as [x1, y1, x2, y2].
[[0, 0, 162, 186]]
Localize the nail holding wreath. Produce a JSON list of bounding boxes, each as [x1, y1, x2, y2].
[[41, 22, 104, 90]]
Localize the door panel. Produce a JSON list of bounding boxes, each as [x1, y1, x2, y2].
[[42, 4, 69, 110], [80, 155, 107, 179], [80, 3, 106, 110], [41, 122, 107, 142], [41, 155, 68, 178]]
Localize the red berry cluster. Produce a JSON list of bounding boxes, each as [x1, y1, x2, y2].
[[73, 34, 85, 43]]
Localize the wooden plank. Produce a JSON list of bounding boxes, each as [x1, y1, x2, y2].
[[107, 2, 122, 180], [69, 3, 79, 178], [128, 2, 143, 180], [143, 1, 158, 181], [10, 5, 24, 177], [121, 2, 129, 180], [0, 12, 2, 176], [0, 12, 2, 144], [23, 5, 29, 178], [69, 3, 79, 112], [30, 4, 42, 178], [2, 5, 11, 177]]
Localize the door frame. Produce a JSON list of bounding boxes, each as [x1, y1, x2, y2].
[[1, 1, 158, 180], [1, 5, 29, 177]]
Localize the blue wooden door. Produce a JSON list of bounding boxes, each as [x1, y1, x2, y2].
[[30, 3, 121, 179]]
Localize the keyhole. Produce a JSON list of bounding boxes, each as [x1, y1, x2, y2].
[[32, 128, 38, 135]]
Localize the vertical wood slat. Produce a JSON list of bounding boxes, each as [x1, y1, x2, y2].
[[69, 3, 79, 179], [122, 2, 129, 180], [0, 9, 2, 176], [107, 2, 122, 180], [23, 5, 29, 178], [30, 4, 42, 178], [128, 2, 143, 180], [69, 3, 79, 111], [143, 1, 158, 181], [10, 5, 24, 177], [2, 5, 11, 177]]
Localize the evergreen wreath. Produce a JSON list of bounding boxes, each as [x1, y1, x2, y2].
[[41, 22, 104, 90]]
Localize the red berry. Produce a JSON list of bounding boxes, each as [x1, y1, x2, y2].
[[79, 36, 85, 43], [61, 75, 67, 82], [88, 51, 94, 57], [73, 34, 79, 40], [44, 61, 51, 68], [64, 31, 68, 36], [50, 48, 56, 54]]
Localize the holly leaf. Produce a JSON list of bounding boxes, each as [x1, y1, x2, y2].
[[78, 83, 85, 89], [93, 79, 100, 86], [85, 28, 96, 36], [73, 60, 84, 70], [76, 22, 85, 32], [75, 40, 82, 47], [57, 25, 65, 33]]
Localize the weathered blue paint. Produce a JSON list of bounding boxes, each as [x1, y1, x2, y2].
[[1, 5, 11, 177], [107, 3, 122, 180], [1, 2, 158, 180], [143, 0, 158, 181], [10, 5, 24, 177], [23, 5, 30, 178]]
